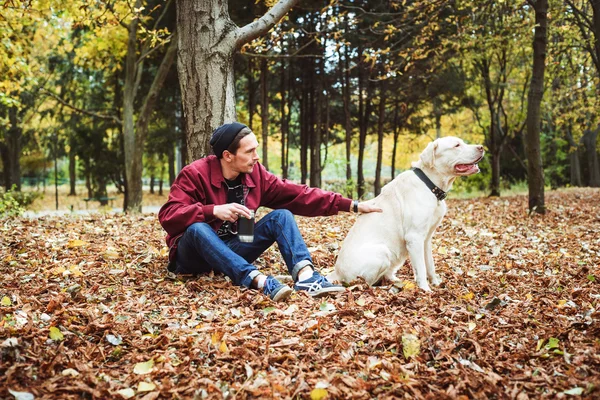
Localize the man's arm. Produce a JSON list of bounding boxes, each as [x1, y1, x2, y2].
[[158, 169, 216, 237], [259, 165, 381, 215]]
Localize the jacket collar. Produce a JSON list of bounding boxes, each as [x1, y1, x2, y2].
[[208, 155, 257, 189]]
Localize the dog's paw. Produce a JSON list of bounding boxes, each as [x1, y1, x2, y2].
[[417, 281, 432, 292], [430, 275, 442, 286]]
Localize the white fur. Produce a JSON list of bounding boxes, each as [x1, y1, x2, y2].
[[329, 137, 484, 291]]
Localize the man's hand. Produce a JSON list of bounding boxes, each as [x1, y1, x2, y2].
[[213, 203, 252, 222], [357, 202, 383, 213]]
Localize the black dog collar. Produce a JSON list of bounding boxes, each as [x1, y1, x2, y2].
[[412, 168, 447, 201]]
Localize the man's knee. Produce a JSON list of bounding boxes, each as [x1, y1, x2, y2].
[[187, 222, 215, 240], [270, 209, 295, 223]]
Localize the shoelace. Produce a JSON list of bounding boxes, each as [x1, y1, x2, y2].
[[303, 275, 327, 291], [264, 278, 277, 293]]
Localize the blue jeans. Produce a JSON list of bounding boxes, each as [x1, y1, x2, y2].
[[175, 209, 313, 288]]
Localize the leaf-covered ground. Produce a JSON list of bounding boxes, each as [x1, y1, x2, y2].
[[1, 188, 599, 399]]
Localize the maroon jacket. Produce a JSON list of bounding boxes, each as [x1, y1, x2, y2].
[[158, 155, 352, 261]]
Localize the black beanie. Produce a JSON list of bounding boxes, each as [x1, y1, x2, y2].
[[209, 122, 248, 158]]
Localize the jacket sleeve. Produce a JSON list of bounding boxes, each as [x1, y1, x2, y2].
[[258, 165, 352, 216], [158, 167, 216, 237]]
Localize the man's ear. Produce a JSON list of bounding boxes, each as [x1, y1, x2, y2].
[[420, 141, 437, 168], [222, 150, 234, 162]]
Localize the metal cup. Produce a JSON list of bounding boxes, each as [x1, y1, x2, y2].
[[238, 210, 255, 243]]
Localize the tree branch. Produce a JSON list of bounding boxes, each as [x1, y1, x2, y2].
[[234, 0, 300, 49], [42, 89, 122, 125], [135, 31, 178, 138], [137, 33, 175, 64]]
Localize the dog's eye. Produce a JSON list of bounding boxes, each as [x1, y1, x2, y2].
[[454, 143, 461, 148]]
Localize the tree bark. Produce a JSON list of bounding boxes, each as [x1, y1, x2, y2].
[[176, 0, 299, 164], [582, 128, 600, 186], [260, 58, 269, 170], [3, 106, 22, 191], [565, 125, 582, 186], [340, 43, 353, 196], [69, 145, 76, 196], [525, 0, 548, 214], [374, 87, 386, 196], [280, 58, 289, 179], [310, 63, 322, 188], [357, 65, 373, 198], [123, 6, 178, 213], [247, 58, 256, 131]]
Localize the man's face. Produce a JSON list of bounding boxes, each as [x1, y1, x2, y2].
[[227, 133, 260, 174]]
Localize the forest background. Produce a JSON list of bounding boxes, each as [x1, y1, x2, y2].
[[0, 0, 599, 213]]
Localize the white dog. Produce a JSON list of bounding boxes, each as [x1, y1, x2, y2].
[[329, 136, 484, 291]]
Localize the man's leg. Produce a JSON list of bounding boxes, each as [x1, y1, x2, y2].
[[227, 210, 312, 279], [228, 210, 344, 297], [175, 222, 261, 288]]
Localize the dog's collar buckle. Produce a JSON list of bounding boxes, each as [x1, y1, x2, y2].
[[412, 168, 447, 201]]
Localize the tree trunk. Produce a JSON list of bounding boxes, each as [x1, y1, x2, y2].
[[310, 66, 322, 188], [340, 44, 353, 196], [176, 0, 298, 163], [582, 128, 600, 186], [123, 0, 178, 213], [167, 141, 175, 185], [525, 0, 548, 214], [357, 68, 373, 198], [69, 144, 76, 196], [374, 87, 386, 196], [391, 99, 401, 180], [590, 0, 600, 74], [260, 58, 269, 170], [434, 99, 442, 139], [300, 65, 309, 184], [247, 58, 256, 131], [565, 125, 582, 186], [490, 151, 501, 197], [280, 58, 289, 179], [3, 106, 22, 191]]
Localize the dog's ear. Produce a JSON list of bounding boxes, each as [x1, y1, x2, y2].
[[420, 141, 437, 168]]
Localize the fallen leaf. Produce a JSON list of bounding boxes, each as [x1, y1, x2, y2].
[[133, 359, 154, 375], [8, 389, 34, 400], [1, 296, 11, 306], [67, 239, 87, 248], [117, 388, 135, 399], [562, 387, 584, 395], [310, 388, 328, 400], [461, 292, 474, 300], [402, 333, 420, 359], [106, 334, 122, 346], [49, 326, 64, 341], [137, 382, 156, 392], [61, 368, 79, 377], [219, 340, 228, 353]]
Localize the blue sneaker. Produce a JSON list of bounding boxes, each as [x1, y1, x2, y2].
[[263, 275, 293, 302], [294, 271, 345, 298]]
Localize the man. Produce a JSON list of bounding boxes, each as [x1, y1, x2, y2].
[[158, 122, 381, 301]]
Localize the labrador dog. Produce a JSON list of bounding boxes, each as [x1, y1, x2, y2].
[[329, 136, 484, 291]]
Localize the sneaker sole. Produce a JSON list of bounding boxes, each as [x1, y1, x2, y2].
[[303, 286, 346, 298], [271, 285, 294, 302]]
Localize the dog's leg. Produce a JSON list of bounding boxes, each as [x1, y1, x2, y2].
[[424, 238, 442, 286], [405, 233, 431, 291], [425, 219, 443, 286]]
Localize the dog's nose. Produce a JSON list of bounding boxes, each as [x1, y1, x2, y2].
[[477, 145, 484, 152]]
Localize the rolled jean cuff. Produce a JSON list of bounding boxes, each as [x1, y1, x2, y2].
[[291, 260, 313, 282], [242, 269, 261, 288]]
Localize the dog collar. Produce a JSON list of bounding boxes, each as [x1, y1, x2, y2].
[[412, 168, 447, 201]]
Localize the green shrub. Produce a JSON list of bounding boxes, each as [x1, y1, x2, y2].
[[0, 186, 25, 217]]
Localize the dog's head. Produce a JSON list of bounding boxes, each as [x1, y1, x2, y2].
[[414, 136, 484, 176]]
